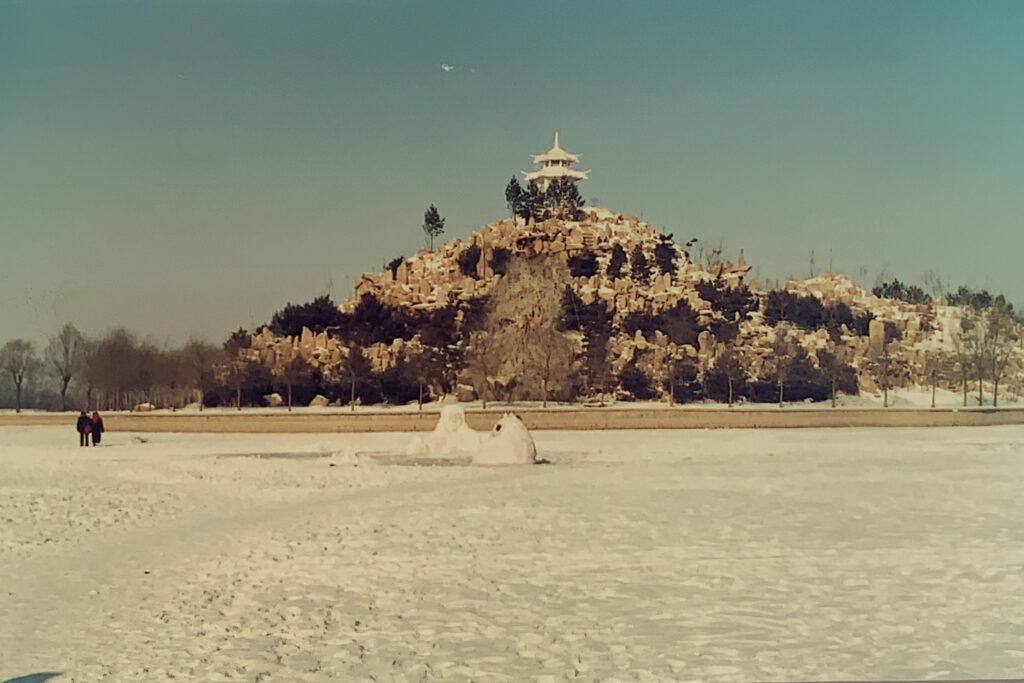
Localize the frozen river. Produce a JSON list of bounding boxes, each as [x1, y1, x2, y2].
[[2, 425, 1023, 681]]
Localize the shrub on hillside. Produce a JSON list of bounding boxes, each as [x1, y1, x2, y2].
[[347, 293, 411, 346], [269, 295, 346, 337], [606, 243, 627, 280], [748, 348, 830, 403], [618, 364, 657, 400], [665, 361, 703, 404], [568, 250, 599, 278], [763, 290, 830, 331], [489, 247, 511, 275], [659, 300, 701, 347], [696, 281, 758, 321], [884, 320, 902, 343], [386, 256, 404, 279], [457, 244, 481, 278], [378, 360, 422, 405], [874, 279, 932, 305], [703, 366, 749, 403], [653, 237, 677, 276], [621, 310, 661, 340]]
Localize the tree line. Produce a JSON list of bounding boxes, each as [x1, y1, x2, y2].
[[0, 326, 226, 413]]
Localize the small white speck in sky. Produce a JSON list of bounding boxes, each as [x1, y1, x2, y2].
[[440, 63, 455, 72]]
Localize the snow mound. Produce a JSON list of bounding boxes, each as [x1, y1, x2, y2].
[[405, 404, 482, 458], [405, 405, 537, 464], [473, 413, 537, 465]]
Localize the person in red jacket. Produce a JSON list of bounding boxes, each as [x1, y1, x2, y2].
[[76, 411, 91, 447], [91, 411, 105, 446]]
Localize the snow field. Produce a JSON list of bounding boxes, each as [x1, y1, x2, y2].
[[2, 426, 1024, 681]]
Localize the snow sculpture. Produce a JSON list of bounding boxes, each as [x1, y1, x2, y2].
[[405, 406, 537, 465], [472, 413, 537, 465], [405, 404, 482, 457]]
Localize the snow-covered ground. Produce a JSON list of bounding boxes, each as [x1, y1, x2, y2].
[[3, 425, 1024, 681], [3, 386, 1019, 418]]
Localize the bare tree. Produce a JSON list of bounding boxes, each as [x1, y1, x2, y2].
[[985, 301, 1019, 407], [865, 341, 910, 408], [1, 339, 40, 412], [949, 312, 973, 407], [181, 339, 221, 410], [44, 323, 87, 411], [713, 346, 745, 407], [464, 329, 498, 409], [527, 325, 575, 407], [921, 269, 948, 301], [404, 345, 444, 410], [279, 356, 314, 412], [817, 346, 853, 409], [340, 347, 372, 411], [768, 328, 795, 407], [922, 351, 943, 409]]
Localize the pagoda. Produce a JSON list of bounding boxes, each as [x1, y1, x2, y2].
[[523, 132, 590, 191]]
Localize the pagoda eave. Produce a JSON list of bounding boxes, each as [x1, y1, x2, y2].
[[523, 168, 590, 181]]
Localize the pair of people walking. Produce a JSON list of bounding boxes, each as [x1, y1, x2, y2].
[[76, 411, 104, 447]]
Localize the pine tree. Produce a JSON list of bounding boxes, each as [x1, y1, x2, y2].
[[422, 204, 445, 251], [526, 181, 547, 223], [504, 177, 524, 224], [544, 182, 562, 218], [559, 178, 585, 220], [653, 235, 677, 277], [630, 244, 651, 287], [606, 243, 627, 280]]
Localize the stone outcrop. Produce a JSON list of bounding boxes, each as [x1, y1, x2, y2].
[[234, 208, 1022, 403]]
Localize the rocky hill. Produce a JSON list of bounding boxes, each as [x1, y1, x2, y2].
[[238, 209, 1022, 407]]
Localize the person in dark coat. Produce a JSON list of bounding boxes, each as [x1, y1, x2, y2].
[[76, 411, 92, 447], [90, 411, 105, 446]]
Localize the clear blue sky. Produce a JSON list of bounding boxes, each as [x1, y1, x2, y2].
[[3, 0, 1023, 348]]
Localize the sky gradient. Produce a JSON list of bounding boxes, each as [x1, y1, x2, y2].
[[4, 0, 1024, 348]]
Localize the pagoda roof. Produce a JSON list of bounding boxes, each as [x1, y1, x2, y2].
[[531, 131, 581, 164], [523, 166, 590, 182]]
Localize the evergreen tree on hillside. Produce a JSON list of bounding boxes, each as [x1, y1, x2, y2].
[[505, 177, 527, 224], [544, 181, 563, 218], [526, 181, 547, 223], [630, 244, 651, 287], [659, 300, 701, 347], [348, 293, 410, 346], [704, 347, 747, 406], [559, 286, 612, 397], [386, 256, 404, 278], [422, 204, 445, 251], [544, 177, 585, 220], [695, 281, 758, 321], [559, 179, 585, 220], [606, 243, 627, 280], [269, 295, 345, 336], [653, 235, 677, 277]]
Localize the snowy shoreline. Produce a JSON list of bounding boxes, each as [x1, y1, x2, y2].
[[3, 401, 1023, 433]]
